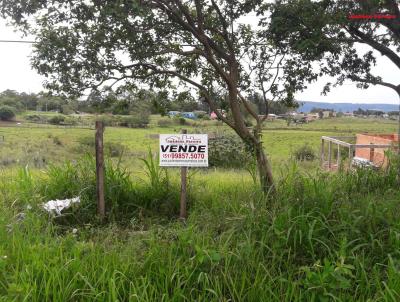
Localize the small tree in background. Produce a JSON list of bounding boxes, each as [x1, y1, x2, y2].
[[0, 106, 16, 121]]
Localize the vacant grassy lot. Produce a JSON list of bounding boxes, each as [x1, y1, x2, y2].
[[0, 116, 399, 301], [0, 116, 397, 171]]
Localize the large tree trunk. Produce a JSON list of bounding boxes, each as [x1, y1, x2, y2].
[[254, 141, 274, 193], [224, 61, 275, 192]]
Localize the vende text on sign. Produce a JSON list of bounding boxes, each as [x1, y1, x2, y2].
[[159, 134, 208, 167]]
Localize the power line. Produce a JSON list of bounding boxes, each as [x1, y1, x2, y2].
[[0, 40, 35, 44]]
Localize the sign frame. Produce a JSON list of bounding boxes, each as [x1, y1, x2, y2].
[[159, 133, 209, 167]]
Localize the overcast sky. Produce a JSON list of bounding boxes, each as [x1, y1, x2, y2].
[[0, 19, 399, 104]]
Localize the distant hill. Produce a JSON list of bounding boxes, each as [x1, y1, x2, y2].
[[297, 101, 399, 113]]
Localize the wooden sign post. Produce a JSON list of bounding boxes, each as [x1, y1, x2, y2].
[[95, 121, 105, 220], [180, 129, 188, 220]]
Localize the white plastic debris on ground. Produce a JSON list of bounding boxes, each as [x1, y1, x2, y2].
[[43, 197, 80, 215]]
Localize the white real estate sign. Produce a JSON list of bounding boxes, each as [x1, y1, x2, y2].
[[159, 134, 208, 167]]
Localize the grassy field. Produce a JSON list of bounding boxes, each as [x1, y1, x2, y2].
[[0, 116, 397, 171], [0, 116, 400, 301]]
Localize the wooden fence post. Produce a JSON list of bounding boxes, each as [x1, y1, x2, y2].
[[180, 129, 188, 220], [95, 121, 105, 220], [320, 138, 325, 168], [348, 146, 353, 170], [328, 141, 332, 169]]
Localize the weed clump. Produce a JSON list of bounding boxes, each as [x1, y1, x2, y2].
[[293, 143, 316, 161], [157, 117, 173, 127], [76, 136, 125, 158], [40, 155, 179, 226], [208, 132, 255, 168]]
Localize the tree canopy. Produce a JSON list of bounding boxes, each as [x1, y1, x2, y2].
[[268, 0, 400, 97], [1, 0, 319, 190]]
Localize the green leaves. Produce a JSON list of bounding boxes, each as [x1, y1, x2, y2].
[[299, 258, 355, 300], [268, 0, 400, 95]]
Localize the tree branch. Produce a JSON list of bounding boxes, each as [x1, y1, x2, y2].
[[348, 26, 400, 70], [347, 74, 399, 91]]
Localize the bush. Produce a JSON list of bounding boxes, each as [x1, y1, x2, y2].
[[293, 144, 316, 161], [157, 118, 173, 127], [48, 115, 65, 125], [208, 132, 255, 168], [96, 114, 150, 128], [0, 106, 16, 121], [173, 116, 186, 125], [179, 117, 186, 125], [64, 116, 78, 125], [194, 111, 207, 118], [119, 115, 149, 128], [60, 105, 74, 115], [25, 114, 47, 123]]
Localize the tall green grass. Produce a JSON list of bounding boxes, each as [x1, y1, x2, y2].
[[1, 157, 400, 301]]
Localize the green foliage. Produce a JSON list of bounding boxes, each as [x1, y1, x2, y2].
[[299, 258, 355, 300], [31, 155, 179, 225], [293, 144, 316, 161], [119, 115, 149, 128], [1, 157, 400, 300], [208, 132, 255, 168], [172, 116, 186, 125], [48, 115, 65, 125], [76, 136, 125, 158], [52, 136, 62, 146], [95, 114, 149, 128], [268, 0, 399, 97], [0, 105, 16, 121], [157, 117, 173, 127], [244, 119, 253, 127], [25, 114, 47, 123]]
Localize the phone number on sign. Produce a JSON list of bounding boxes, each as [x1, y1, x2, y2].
[[162, 153, 205, 159]]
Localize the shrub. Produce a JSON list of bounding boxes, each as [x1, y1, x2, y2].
[[60, 105, 74, 115], [119, 115, 149, 128], [157, 118, 173, 127], [25, 114, 47, 123], [48, 115, 65, 125], [208, 132, 255, 168], [173, 116, 186, 125], [64, 116, 78, 125], [194, 111, 207, 118], [0, 106, 16, 121], [179, 117, 186, 125], [293, 144, 316, 161]]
